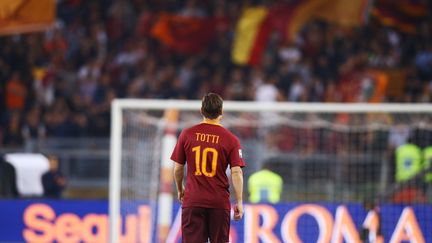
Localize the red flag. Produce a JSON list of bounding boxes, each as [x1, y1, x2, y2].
[[151, 13, 216, 54]]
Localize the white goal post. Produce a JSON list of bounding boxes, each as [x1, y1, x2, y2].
[[109, 99, 431, 243]]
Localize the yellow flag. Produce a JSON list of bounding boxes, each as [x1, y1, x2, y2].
[[287, 0, 370, 41], [0, 0, 25, 20], [0, 0, 55, 35], [316, 0, 370, 27]]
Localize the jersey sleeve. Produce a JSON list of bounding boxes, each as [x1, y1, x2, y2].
[[228, 136, 246, 168], [170, 131, 186, 164]]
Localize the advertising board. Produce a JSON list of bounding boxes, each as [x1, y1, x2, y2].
[[0, 200, 430, 242]]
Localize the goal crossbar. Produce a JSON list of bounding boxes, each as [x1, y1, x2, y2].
[[112, 99, 432, 113]]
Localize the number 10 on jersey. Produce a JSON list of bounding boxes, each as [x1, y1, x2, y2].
[[192, 146, 218, 177]]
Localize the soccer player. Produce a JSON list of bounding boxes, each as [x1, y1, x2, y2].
[[171, 93, 245, 243]]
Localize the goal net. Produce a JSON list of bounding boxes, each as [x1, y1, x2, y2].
[[109, 99, 432, 243]]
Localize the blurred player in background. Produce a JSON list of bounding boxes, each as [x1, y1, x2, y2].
[[248, 161, 283, 203], [42, 155, 66, 198], [171, 93, 245, 243]]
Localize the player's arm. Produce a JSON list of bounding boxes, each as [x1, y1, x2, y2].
[[171, 131, 186, 203], [231, 166, 244, 220], [173, 162, 185, 203]]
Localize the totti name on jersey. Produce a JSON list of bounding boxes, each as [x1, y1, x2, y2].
[[195, 132, 220, 144]]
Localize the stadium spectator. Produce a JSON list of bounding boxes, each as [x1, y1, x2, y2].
[[415, 43, 432, 82], [44, 98, 75, 137], [225, 68, 251, 101], [388, 120, 411, 151], [0, 0, 429, 142], [5, 72, 28, 112], [248, 162, 283, 203], [42, 155, 67, 198], [308, 76, 325, 102], [171, 93, 245, 243], [22, 106, 46, 150], [1, 111, 24, 148], [254, 73, 283, 102], [419, 82, 432, 103], [288, 75, 307, 102], [178, 0, 206, 17]]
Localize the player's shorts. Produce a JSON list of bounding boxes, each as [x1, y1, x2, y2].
[[181, 207, 230, 243]]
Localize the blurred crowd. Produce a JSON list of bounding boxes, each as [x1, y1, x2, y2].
[[1, 0, 431, 148]]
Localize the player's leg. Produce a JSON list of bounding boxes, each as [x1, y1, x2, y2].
[[182, 207, 208, 243], [208, 208, 230, 243]]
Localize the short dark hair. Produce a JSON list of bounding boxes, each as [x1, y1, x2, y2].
[[201, 93, 223, 119]]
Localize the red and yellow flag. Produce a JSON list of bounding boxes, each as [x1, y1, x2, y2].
[[232, 0, 371, 66], [0, 0, 55, 35], [231, 6, 269, 66]]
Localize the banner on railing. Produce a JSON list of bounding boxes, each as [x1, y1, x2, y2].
[[0, 200, 430, 242]]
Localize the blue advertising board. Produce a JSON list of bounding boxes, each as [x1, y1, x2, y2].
[[0, 200, 430, 242]]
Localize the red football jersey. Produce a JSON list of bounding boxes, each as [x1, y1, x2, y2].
[[171, 122, 245, 209]]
